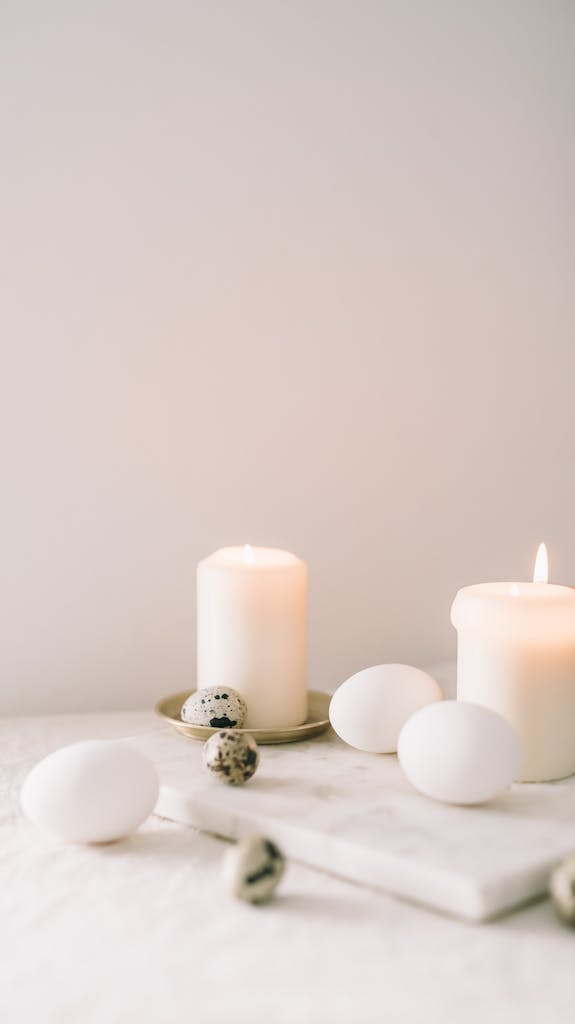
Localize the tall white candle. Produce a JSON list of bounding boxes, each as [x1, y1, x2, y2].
[[451, 545, 575, 782], [197, 546, 307, 730]]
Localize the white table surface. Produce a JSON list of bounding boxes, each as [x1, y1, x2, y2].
[[2, 709, 574, 1024]]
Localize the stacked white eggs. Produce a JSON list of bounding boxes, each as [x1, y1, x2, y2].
[[329, 665, 520, 805]]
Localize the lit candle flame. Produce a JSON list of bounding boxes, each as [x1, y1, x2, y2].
[[533, 542, 548, 584], [510, 583, 520, 596], [243, 544, 255, 563]]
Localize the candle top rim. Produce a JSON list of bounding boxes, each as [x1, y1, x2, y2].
[[451, 581, 575, 634], [200, 546, 305, 569], [456, 582, 575, 601]]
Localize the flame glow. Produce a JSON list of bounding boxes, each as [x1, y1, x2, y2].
[[533, 542, 548, 584], [510, 583, 520, 596], [243, 544, 255, 564]]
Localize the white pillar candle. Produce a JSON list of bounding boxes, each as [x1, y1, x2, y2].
[[451, 545, 575, 782], [197, 546, 307, 730]]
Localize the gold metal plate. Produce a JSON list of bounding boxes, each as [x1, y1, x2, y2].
[[155, 689, 331, 744]]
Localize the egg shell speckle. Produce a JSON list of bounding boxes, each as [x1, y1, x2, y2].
[[329, 664, 443, 753], [181, 687, 247, 729], [203, 730, 260, 785], [20, 740, 159, 843], [397, 700, 521, 805]]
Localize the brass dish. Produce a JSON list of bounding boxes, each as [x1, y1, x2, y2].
[[155, 689, 331, 744]]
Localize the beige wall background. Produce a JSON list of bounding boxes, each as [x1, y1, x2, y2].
[[2, 1, 574, 713]]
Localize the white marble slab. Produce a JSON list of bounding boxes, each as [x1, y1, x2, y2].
[[128, 724, 575, 923]]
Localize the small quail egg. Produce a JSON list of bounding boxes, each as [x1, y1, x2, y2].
[[203, 730, 260, 785], [181, 687, 247, 729], [223, 836, 285, 903], [550, 853, 575, 925]]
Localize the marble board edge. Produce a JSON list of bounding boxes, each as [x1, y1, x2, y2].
[[154, 784, 553, 923]]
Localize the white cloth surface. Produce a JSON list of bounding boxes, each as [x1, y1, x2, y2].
[[1, 711, 573, 1024]]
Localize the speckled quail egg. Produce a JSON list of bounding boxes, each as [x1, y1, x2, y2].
[[550, 853, 575, 925], [203, 730, 260, 785], [181, 687, 247, 729], [223, 835, 285, 903]]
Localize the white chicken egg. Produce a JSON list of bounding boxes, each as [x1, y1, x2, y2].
[[397, 700, 521, 805], [20, 740, 159, 843], [329, 664, 443, 753]]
